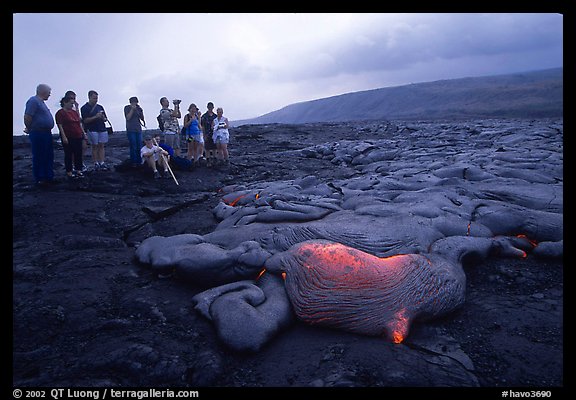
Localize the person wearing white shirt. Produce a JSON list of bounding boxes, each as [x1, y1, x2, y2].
[[212, 107, 230, 165]]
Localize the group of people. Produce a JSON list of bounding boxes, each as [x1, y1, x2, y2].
[[23, 84, 231, 185], [127, 97, 231, 172]]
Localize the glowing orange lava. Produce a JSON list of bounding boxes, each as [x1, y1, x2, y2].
[[226, 194, 247, 207], [390, 309, 409, 344], [296, 242, 408, 280], [281, 272, 286, 280], [516, 234, 538, 248], [256, 268, 266, 281]]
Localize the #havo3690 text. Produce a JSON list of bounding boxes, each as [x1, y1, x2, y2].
[[502, 390, 552, 398]]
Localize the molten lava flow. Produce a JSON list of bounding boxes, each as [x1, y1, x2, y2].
[[277, 240, 466, 343], [389, 309, 409, 344], [516, 234, 538, 248], [226, 194, 248, 207], [256, 268, 266, 281], [281, 272, 286, 280], [296, 242, 408, 280]]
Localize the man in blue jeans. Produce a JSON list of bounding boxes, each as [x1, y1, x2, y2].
[[124, 96, 146, 166], [24, 84, 55, 185]]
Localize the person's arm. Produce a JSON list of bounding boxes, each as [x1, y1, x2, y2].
[[23, 99, 37, 133], [141, 147, 152, 158], [55, 111, 68, 145], [223, 117, 229, 129], [125, 105, 135, 120], [23, 114, 32, 133], [172, 104, 181, 118], [57, 124, 69, 145], [183, 114, 191, 128]]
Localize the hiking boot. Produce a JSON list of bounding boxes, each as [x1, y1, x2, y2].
[[154, 170, 161, 179]]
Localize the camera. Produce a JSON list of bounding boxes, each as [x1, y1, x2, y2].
[[173, 99, 181, 105]]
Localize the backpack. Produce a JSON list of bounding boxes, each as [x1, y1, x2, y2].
[[172, 155, 193, 171], [157, 111, 165, 132]]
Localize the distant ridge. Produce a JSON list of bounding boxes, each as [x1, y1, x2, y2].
[[235, 68, 562, 125]]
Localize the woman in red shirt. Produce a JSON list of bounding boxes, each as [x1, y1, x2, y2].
[[55, 95, 86, 178]]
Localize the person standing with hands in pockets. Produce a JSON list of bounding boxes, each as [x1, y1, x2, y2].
[[124, 96, 146, 166]]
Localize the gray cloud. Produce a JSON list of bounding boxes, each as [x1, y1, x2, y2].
[[279, 13, 563, 81]]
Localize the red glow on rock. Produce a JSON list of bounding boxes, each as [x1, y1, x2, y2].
[[255, 193, 260, 200], [516, 234, 538, 248], [296, 242, 408, 278], [466, 222, 471, 236], [281, 272, 286, 280], [256, 268, 266, 281], [226, 194, 247, 207], [390, 309, 409, 344]]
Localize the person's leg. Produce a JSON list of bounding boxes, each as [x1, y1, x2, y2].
[[128, 131, 141, 165], [158, 154, 169, 174], [98, 131, 109, 168], [222, 143, 229, 161], [31, 131, 54, 182], [145, 156, 157, 172], [135, 131, 142, 164], [63, 142, 73, 175], [191, 141, 196, 162], [72, 138, 84, 173], [198, 142, 205, 163], [87, 132, 99, 169], [81, 136, 88, 170]]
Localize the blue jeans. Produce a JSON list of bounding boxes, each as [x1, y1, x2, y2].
[[28, 130, 54, 182], [127, 131, 142, 164]]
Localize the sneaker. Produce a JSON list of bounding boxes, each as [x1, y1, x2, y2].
[[81, 164, 89, 173], [94, 163, 100, 171], [163, 170, 170, 179], [75, 171, 85, 178], [153, 170, 161, 179], [99, 163, 109, 171]]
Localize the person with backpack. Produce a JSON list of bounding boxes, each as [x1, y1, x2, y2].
[[157, 97, 182, 156], [201, 102, 218, 167]]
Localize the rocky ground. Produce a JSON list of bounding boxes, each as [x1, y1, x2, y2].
[[12, 119, 563, 390]]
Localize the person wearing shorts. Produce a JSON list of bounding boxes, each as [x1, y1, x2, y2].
[[182, 103, 204, 164], [212, 107, 230, 164], [158, 97, 182, 156], [80, 90, 110, 171]]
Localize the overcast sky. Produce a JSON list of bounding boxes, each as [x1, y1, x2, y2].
[[13, 13, 563, 134]]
